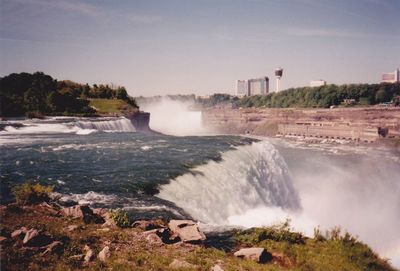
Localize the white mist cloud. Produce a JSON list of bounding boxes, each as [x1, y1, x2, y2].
[[140, 98, 211, 136]]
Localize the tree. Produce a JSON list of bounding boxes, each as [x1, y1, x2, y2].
[[375, 87, 391, 103]]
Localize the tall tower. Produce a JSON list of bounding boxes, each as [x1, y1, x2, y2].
[[275, 67, 283, 92]]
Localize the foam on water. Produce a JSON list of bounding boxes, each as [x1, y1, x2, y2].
[[157, 140, 300, 224], [0, 117, 135, 137]]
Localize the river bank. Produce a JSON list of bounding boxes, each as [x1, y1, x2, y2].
[[202, 106, 400, 143], [0, 195, 395, 271]]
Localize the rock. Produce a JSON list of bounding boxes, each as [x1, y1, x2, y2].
[[69, 254, 85, 261], [41, 241, 63, 255], [169, 259, 197, 269], [11, 227, 28, 238], [145, 232, 163, 245], [23, 229, 52, 247], [233, 247, 272, 263], [0, 236, 7, 243], [96, 228, 110, 232], [66, 225, 79, 232], [98, 246, 110, 262], [211, 264, 224, 271], [93, 208, 117, 228], [84, 248, 95, 263], [168, 220, 206, 243], [156, 228, 180, 244], [132, 220, 163, 231], [59, 205, 104, 224]]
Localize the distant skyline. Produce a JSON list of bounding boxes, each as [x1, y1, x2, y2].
[[1, 0, 400, 96]]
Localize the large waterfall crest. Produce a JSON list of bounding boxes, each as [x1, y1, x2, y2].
[[157, 140, 300, 224], [0, 117, 136, 135], [75, 117, 136, 132]]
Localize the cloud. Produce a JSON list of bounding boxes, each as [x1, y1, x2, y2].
[[4, 0, 163, 24]]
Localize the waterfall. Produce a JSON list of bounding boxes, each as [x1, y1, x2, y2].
[[0, 117, 136, 135], [157, 140, 300, 224], [75, 117, 136, 132]]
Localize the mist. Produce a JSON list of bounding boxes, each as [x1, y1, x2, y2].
[[139, 98, 211, 136], [158, 139, 400, 267], [236, 144, 400, 267]]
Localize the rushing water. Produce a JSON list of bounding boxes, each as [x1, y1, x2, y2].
[[0, 117, 399, 266]]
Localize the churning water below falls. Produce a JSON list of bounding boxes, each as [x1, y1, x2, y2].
[[0, 116, 399, 266]]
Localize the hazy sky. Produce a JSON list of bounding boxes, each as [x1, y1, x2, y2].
[[1, 0, 399, 96]]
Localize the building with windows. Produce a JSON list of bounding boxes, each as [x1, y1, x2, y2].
[[236, 80, 249, 96], [382, 69, 400, 83], [248, 77, 269, 95]]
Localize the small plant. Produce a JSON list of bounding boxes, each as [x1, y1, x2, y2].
[[313, 226, 326, 242], [110, 209, 130, 228], [12, 182, 53, 204]]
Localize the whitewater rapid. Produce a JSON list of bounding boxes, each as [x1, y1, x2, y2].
[[157, 139, 400, 267], [0, 117, 136, 136], [157, 140, 301, 224]]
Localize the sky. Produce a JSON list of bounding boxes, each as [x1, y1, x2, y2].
[[1, 0, 400, 96]]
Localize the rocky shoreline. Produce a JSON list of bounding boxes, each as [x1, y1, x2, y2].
[[0, 195, 396, 271]]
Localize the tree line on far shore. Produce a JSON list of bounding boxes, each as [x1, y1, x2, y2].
[[0, 72, 138, 117], [199, 83, 400, 108]]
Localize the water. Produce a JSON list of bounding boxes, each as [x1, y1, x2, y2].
[[0, 117, 399, 266]]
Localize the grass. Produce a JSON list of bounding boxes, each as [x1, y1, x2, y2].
[[89, 99, 138, 115], [0, 204, 395, 271]]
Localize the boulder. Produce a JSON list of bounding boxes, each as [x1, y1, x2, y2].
[[169, 259, 197, 269], [98, 246, 110, 262], [234, 247, 272, 263], [84, 248, 95, 263], [132, 220, 163, 231], [23, 229, 53, 247], [156, 228, 180, 244], [41, 241, 63, 255], [66, 225, 79, 232], [59, 205, 104, 224], [0, 236, 7, 244], [211, 264, 224, 271], [145, 232, 163, 245], [168, 220, 206, 243], [11, 227, 28, 238]]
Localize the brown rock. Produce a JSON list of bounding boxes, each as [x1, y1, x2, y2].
[[211, 264, 224, 271], [11, 227, 28, 238], [156, 228, 180, 244], [41, 241, 63, 255], [66, 225, 79, 232], [168, 220, 206, 243], [98, 246, 110, 262], [59, 205, 104, 224], [84, 248, 95, 263], [23, 229, 38, 244], [23, 229, 52, 247], [132, 220, 163, 231], [145, 232, 163, 245], [234, 247, 272, 263], [0, 236, 7, 243], [169, 259, 197, 269]]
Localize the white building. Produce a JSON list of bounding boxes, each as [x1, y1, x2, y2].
[[248, 77, 269, 95], [382, 69, 400, 83], [236, 80, 249, 96], [310, 80, 327, 87]]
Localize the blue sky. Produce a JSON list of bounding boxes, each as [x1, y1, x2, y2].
[[1, 0, 399, 96]]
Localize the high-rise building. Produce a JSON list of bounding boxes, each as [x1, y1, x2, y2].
[[310, 80, 327, 87], [382, 69, 400, 83], [248, 77, 269, 95], [236, 80, 249, 96]]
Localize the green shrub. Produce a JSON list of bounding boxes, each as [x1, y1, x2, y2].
[[234, 222, 305, 245], [110, 209, 130, 228], [12, 183, 53, 204]]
